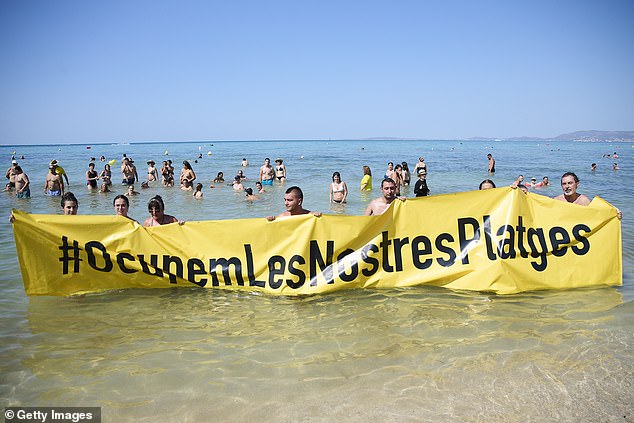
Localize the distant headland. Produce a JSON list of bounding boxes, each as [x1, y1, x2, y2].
[[362, 130, 634, 142]]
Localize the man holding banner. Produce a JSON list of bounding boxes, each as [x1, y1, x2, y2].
[[364, 178, 405, 216]]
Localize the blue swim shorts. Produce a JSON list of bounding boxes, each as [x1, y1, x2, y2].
[[261, 179, 273, 186]]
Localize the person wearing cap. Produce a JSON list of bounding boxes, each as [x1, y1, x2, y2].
[[527, 177, 538, 188], [535, 176, 550, 188], [50, 160, 70, 187], [44, 162, 65, 196], [4, 160, 18, 191], [414, 169, 430, 197], [147, 160, 159, 182], [274, 158, 286, 182]]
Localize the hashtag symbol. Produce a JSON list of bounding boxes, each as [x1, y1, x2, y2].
[[59, 236, 82, 274]]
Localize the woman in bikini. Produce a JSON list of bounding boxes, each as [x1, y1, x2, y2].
[[160, 161, 174, 187], [147, 160, 159, 182], [274, 158, 287, 182], [143, 195, 184, 227], [329, 171, 348, 204], [100, 163, 112, 187]]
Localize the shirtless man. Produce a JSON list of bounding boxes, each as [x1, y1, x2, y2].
[[364, 178, 405, 216], [49, 160, 70, 187], [5, 160, 18, 191], [44, 164, 65, 196], [266, 186, 321, 221], [13, 166, 30, 198], [554, 172, 622, 219], [487, 153, 495, 173], [553, 172, 591, 206], [121, 158, 138, 185], [259, 158, 275, 185]]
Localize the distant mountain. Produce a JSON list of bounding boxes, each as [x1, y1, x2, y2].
[[359, 131, 634, 142], [551, 130, 634, 142]]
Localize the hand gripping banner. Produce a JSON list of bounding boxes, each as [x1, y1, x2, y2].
[[12, 188, 622, 296]]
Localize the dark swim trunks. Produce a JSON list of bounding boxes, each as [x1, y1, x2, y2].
[[16, 188, 31, 198]]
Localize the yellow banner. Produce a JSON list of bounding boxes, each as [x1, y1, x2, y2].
[[12, 188, 622, 296]]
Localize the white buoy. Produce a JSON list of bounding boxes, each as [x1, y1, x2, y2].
[[164, 150, 169, 155], [207, 151, 212, 155]]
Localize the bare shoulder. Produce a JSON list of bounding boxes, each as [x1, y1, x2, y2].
[[576, 194, 592, 206]]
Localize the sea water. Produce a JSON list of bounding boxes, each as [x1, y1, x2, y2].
[[0, 140, 632, 422]]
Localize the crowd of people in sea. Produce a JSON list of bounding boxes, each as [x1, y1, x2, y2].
[[6, 150, 623, 225]]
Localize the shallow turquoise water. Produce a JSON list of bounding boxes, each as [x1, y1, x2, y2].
[[1, 140, 632, 421]]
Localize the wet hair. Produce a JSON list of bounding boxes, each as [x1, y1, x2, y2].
[[88, 162, 95, 168], [245, 188, 253, 195], [113, 194, 129, 207], [182, 160, 192, 170], [234, 175, 241, 182], [332, 171, 341, 181], [285, 186, 303, 199], [381, 178, 396, 188], [395, 164, 402, 170], [256, 181, 262, 187], [401, 162, 409, 171], [195, 183, 203, 191], [14, 165, 22, 173], [561, 172, 579, 183], [479, 179, 496, 189], [363, 165, 372, 176], [61, 192, 78, 208], [148, 195, 165, 212], [217, 171, 224, 178]]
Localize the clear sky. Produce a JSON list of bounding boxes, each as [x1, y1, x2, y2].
[[1, 0, 633, 144]]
